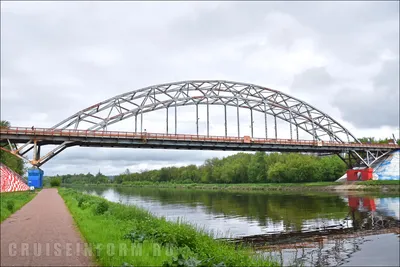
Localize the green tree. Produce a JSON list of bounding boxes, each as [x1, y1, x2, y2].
[[247, 152, 266, 183], [267, 162, 287, 183]]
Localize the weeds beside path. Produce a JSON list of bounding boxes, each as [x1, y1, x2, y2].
[[0, 190, 36, 222]]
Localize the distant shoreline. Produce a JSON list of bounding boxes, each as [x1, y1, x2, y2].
[[63, 180, 400, 193]]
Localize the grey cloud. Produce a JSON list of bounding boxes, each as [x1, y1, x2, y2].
[[276, 2, 399, 65], [279, 2, 398, 35], [170, 1, 399, 65], [1, 2, 195, 126], [291, 67, 333, 92], [332, 60, 399, 128], [170, 2, 313, 51], [51, 147, 219, 164]]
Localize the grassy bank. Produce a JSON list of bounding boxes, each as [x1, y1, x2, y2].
[[59, 188, 277, 267], [0, 191, 36, 222], [66, 180, 400, 193]]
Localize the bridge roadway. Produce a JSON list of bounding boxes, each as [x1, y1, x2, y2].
[[1, 127, 399, 153]]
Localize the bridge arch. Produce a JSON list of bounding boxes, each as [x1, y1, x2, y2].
[[52, 80, 359, 143]]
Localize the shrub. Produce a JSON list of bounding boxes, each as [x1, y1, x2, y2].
[[81, 201, 92, 210], [77, 195, 91, 208], [94, 200, 109, 215], [162, 253, 202, 267], [50, 178, 61, 187], [78, 197, 85, 208], [6, 200, 15, 212]]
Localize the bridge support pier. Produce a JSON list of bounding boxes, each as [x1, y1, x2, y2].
[[35, 145, 41, 161], [33, 141, 41, 161], [346, 168, 373, 181]]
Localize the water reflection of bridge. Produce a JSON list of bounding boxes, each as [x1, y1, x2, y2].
[[239, 196, 400, 267], [229, 196, 399, 243], [347, 196, 400, 231]]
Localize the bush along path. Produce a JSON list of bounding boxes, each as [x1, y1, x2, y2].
[[59, 188, 278, 267], [1, 188, 93, 266], [0, 191, 36, 222]]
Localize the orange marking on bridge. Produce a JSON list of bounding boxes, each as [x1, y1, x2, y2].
[[1, 127, 399, 149]]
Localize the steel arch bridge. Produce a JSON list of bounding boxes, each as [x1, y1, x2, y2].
[[1, 80, 398, 168]]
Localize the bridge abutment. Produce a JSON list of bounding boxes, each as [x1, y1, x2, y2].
[[346, 168, 373, 181]]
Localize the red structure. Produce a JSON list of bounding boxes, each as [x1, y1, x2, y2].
[[348, 196, 376, 211], [362, 197, 376, 211], [348, 196, 360, 209], [346, 168, 374, 181], [0, 164, 30, 192]]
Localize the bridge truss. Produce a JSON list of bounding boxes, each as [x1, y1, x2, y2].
[[1, 80, 398, 168]]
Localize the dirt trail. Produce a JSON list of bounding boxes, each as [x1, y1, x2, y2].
[[1, 188, 94, 266]]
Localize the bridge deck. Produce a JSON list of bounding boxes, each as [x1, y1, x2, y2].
[[1, 127, 398, 153]]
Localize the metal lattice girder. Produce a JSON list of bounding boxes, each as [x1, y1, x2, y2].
[[350, 150, 392, 168], [8, 80, 383, 167], [336, 149, 394, 169], [51, 80, 360, 143]]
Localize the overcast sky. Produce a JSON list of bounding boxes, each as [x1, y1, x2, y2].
[[1, 1, 399, 176]]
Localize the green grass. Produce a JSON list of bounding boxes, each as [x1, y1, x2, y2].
[[359, 180, 399, 185], [0, 191, 36, 222], [59, 188, 278, 267], [65, 180, 399, 193]]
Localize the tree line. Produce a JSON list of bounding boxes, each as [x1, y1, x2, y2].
[[358, 137, 400, 145], [55, 152, 348, 184], [46, 171, 110, 185], [116, 152, 348, 184]]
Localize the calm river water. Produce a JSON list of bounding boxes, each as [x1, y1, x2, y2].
[[73, 186, 400, 266]]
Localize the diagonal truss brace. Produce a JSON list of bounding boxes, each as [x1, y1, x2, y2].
[[33, 141, 75, 167], [343, 150, 393, 168]]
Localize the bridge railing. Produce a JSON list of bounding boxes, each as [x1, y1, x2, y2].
[[1, 127, 399, 149]]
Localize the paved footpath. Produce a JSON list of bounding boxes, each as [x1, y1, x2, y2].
[[1, 188, 94, 266]]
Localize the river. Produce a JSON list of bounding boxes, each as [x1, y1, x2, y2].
[[71, 186, 399, 266]]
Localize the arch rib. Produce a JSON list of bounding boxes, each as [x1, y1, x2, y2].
[[50, 80, 359, 144]]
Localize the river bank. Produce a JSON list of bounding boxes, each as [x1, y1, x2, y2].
[[66, 185, 400, 266], [66, 180, 400, 193], [59, 188, 277, 266]]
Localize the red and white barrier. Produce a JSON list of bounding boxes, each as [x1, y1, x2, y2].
[[0, 164, 30, 192]]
